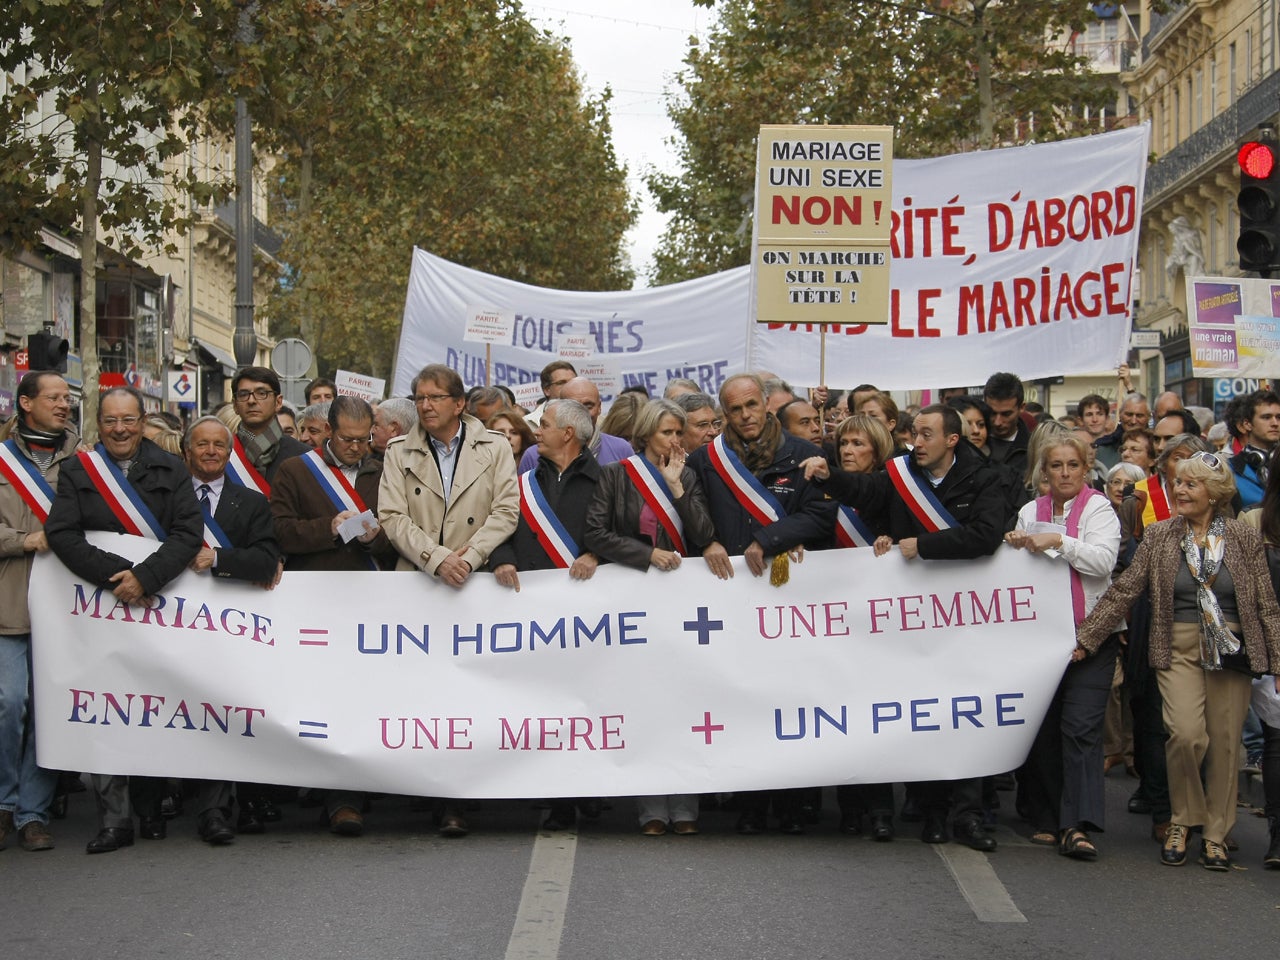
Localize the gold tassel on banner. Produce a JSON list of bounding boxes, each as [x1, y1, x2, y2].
[[770, 552, 789, 587]]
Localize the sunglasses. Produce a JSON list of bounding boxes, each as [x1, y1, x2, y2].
[[1192, 451, 1226, 471]]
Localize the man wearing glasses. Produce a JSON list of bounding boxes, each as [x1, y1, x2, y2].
[[0, 371, 81, 853], [269, 395, 397, 838], [228, 367, 311, 495], [378, 363, 519, 838], [45, 385, 204, 854]]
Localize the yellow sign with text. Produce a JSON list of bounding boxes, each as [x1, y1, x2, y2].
[[752, 125, 893, 325]]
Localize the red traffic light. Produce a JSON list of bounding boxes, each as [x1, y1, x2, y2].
[[1239, 141, 1276, 179]]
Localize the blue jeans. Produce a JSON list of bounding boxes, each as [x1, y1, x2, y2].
[[0, 633, 59, 828]]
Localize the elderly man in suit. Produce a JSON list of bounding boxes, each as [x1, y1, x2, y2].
[[183, 416, 282, 844]]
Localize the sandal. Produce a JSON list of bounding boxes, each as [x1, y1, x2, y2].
[[1029, 830, 1057, 846], [1059, 827, 1098, 861]]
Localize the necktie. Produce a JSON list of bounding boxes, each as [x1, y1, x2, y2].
[[198, 484, 212, 512]]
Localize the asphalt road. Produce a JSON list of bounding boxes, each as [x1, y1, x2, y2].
[[3, 771, 1277, 960]]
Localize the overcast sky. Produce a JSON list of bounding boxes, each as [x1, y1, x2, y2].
[[524, 2, 713, 288]]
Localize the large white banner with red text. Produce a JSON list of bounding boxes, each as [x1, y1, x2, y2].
[[395, 125, 1148, 396], [32, 533, 1076, 797]]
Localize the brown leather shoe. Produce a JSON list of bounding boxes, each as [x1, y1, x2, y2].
[[1151, 821, 1171, 844], [641, 819, 667, 836], [328, 806, 364, 837], [438, 814, 469, 838], [672, 820, 699, 836], [19, 821, 54, 852]]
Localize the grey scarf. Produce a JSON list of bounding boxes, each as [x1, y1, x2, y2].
[[1180, 516, 1240, 671]]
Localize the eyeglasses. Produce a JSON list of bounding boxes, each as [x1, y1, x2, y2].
[[234, 387, 276, 402], [37, 393, 73, 405], [1193, 451, 1226, 471], [101, 416, 141, 428], [334, 433, 371, 445], [414, 394, 455, 406]]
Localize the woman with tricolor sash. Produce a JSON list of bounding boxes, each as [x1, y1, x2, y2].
[[585, 399, 714, 836], [1005, 434, 1120, 861]]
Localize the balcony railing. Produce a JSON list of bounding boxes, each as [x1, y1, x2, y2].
[[1145, 69, 1280, 200]]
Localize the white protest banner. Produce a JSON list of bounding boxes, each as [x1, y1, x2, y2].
[[334, 369, 386, 403], [463, 305, 517, 345], [395, 125, 1148, 395], [1185, 275, 1280, 378], [33, 533, 1073, 798]]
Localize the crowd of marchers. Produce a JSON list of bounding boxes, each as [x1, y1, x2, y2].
[[3, 359, 1280, 876]]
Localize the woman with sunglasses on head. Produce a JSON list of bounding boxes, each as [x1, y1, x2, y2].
[[1078, 451, 1280, 870]]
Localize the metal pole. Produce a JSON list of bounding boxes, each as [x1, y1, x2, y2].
[[232, 5, 256, 368]]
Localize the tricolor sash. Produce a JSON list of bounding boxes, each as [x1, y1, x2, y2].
[[1035, 487, 1102, 625], [707, 434, 784, 526], [1138, 476, 1172, 527], [77, 444, 165, 540], [835, 504, 875, 548], [300, 449, 369, 514], [225, 438, 271, 497], [885, 454, 958, 533], [621, 455, 687, 555], [0, 439, 55, 523], [518, 472, 580, 568], [199, 499, 234, 550]]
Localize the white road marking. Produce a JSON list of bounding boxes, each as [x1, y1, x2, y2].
[[504, 829, 579, 960], [934, 845, 1028, 923]]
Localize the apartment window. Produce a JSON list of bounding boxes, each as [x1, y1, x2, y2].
[[1246, 29, 1254, 86], [1209, 56, 1217, 117], [1230, 42, 1238, 101], [1174, 87, 1181, 142], [1193, 69, 1203, 129]]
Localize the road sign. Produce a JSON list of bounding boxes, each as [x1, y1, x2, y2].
[[272, 338, 313, 379]]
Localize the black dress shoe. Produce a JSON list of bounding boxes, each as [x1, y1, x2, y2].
[[237, 802, 266, 835], [199, 815, 235, 845], [86, 827, 134, 854], [954, 818, 997, 852], [920, 815, 948, 844], [870, 814, 895, 842], [735, 814, 765, 836], [838, 814, 863, 836], [1127, 792, 1153, 815], [138, 817, 167, 840]]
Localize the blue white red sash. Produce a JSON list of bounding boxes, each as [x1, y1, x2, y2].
[[225, 437, 271, 497], [885, 454, 958, 533], [835, 505, 875, 548], [301, 448, 368, 514], [1035, 487, 1102, 625], [518, 472, 580, 568], [198, 495, 234, 550], [707, 434, 784, 526], [621, 454, 687, 555], [0, 439, 55, 523], [77, 444, 165, 540]]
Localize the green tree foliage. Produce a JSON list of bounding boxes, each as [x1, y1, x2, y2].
[[650, 0, 1115, 284], [0, 0, 243, 427], [259, 1, 637, 380]]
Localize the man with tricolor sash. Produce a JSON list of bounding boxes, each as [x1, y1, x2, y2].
[[270, 395, 396, 838], [45, 385, 204, 854], [687, 373, 835, 836], [802, 403, 1010, 852], [491, 398, 601, 832], [0, 370, 80, 853], [227, 366, 311, 497], [182, 415, 282, 846]]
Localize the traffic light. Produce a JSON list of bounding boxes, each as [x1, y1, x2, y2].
[[1237, 130, 1280, 275], [27, 330, 69, 373]]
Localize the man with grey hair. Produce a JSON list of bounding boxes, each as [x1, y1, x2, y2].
[[518, 377, 632, 474], [1093, 391, 1151, 471], [467, 386, 507, 424], [297, 401, 332, 449], [181, 414, 281, 844], [663, 377, 701, 399], [763, 377, 797, 414], [372, 397, 417, 456], [674, 392, 719, 453]]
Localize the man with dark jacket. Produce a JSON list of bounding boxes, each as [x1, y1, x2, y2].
[[228, 366, 311, 494], [803, 404, 1010, 852], [0, 371, 80, 853], [183, 415, 281, 844], [491, 398, 601, 832], [45, 386, 204, 854], [688, 373, 836, 835]]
